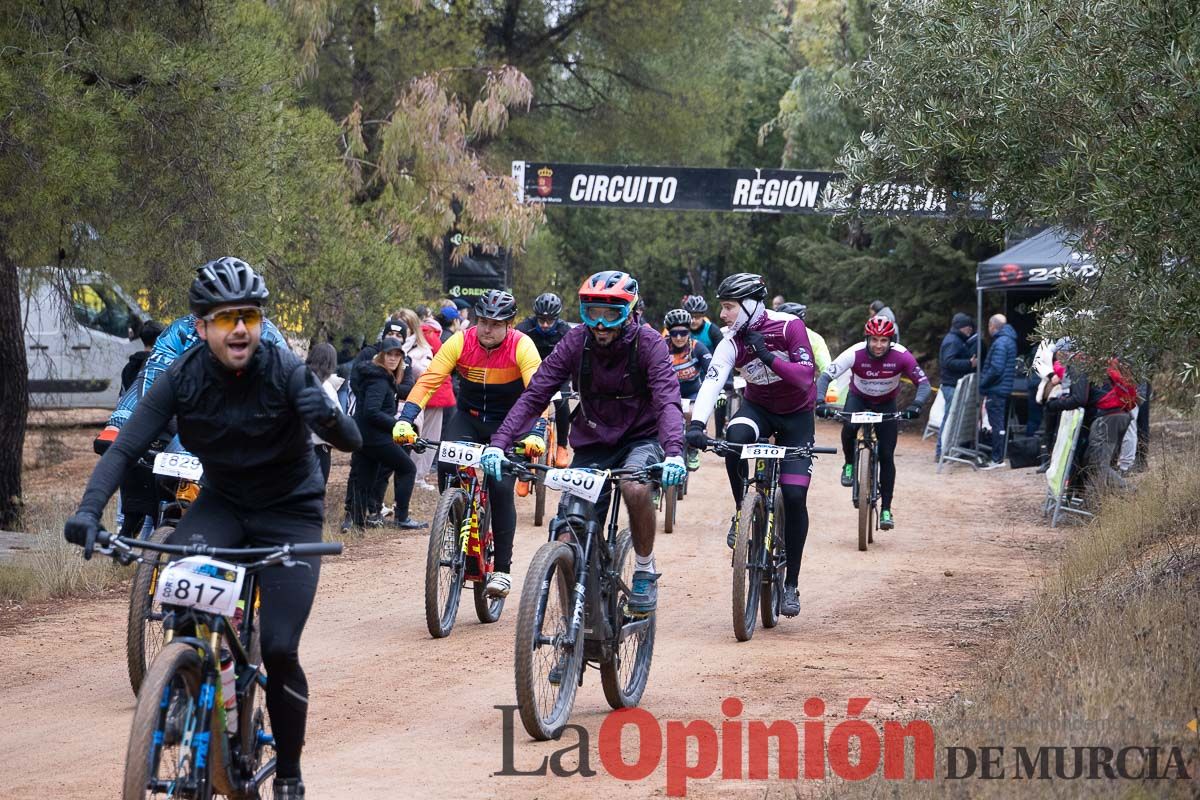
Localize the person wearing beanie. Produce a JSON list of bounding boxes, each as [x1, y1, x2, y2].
[[936, 312, 977, 459]]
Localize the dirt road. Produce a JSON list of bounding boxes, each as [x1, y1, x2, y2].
[[0, 426, 1059, 798]]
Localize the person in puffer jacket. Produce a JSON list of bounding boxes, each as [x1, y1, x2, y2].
[[979, 314, 1017, 466]]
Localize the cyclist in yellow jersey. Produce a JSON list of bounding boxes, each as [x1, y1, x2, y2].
[[392, 290, 546, 598]]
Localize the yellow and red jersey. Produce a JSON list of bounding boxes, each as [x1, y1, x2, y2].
[[406, 327, 542, 421]]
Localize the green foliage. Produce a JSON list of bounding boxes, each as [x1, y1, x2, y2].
[[842, 0, 1200, 380]]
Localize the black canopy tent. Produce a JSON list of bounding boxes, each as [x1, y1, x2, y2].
[[967, 227, 1097, 458]]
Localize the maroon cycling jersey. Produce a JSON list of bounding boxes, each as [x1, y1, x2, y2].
[[692, 310, 817, 422], [819, 341, 929, 404]]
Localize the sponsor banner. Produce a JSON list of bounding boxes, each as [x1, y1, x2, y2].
[[443, 231, 509, 297], [512, 161, 992, 217]]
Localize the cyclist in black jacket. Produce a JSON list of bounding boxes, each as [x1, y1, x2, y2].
[[516, 292, 573, 466], [64, 257, 360, 800]]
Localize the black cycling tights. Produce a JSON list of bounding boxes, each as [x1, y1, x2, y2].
[[723, 402, 814, 588], [167, 490, 324, 781], [439, 411, 517, 573], [839, 395, 899, 510]]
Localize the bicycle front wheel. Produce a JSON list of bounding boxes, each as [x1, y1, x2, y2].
[[601, 530, 656, 708], [126, 525, 175, 695], [662, 485, 677, 534], [732, 492, 766, 642], [425, 487, 469, 638], [123, 642, 209, 800], [856, 446, 872, 551], [761, 492, 786, 629], [514, 541, 583, 741]]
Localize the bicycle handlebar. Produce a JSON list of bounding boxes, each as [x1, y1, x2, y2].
[[704, 438, 838, 458], [501, 460, 662, 485], [95, 530, 343, 565], [820, 408, 907, 422]]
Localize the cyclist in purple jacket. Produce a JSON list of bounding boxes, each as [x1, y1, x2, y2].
[[816, 315, 931, 531], [685, 273, 819, 618], [482, 271, 686, 616]]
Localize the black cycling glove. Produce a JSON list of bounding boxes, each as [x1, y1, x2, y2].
[[816, 403, 835, 419], [742, 330, 775, 366], [685, 420, 709, 450], [901, 403, 922, 420], [64, 511, 101, 560], [297, 385, 338, 427]]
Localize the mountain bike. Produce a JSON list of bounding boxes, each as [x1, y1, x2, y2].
[[408, 438, 504, 638], [504, 460, 661, 740], [127, 445, 211, 695], [532, 389, 578, 527], [706, 437, 837, 641], [823, 409, 904, 551], [92, 530, 341, 800]]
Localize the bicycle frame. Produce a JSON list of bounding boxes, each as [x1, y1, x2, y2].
[[534, 467, 655, 665], [851, 425, 881, 511], [418, 439, 494, 583]]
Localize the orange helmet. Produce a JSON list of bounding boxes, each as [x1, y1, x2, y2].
[[578, 271, 639, 329]]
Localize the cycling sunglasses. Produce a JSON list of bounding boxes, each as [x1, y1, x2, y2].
[[669, 328, 691, 338], [202, 306, 263, 333]]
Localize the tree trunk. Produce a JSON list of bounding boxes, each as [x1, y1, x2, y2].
[[0, 244, 29, 528]]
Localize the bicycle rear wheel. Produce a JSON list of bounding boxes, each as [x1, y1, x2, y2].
[[425, 487, 469, 638], [126, 524, 175, 695], [856, 446, 872, 551], [473, 503, 504, 623], [123, 642, 210, 800], [761, 492, 786, 628], [236, 664, 275, 798], [514, 541, 583, 740], [601, 530, 656, 708], [732, 492, 766, 642]]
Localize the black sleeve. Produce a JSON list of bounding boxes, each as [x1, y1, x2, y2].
[[1045, 373, 1089, 412], [289, 363, 362, 452], [77, 371, 178, 518]]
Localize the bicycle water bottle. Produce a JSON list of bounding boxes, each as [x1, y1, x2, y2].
[[219, 649, 239, 734]]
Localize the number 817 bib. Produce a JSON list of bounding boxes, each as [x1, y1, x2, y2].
[[156, 556, 246, 617]]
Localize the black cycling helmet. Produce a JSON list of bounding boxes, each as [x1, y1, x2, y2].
[[189, 257, 269, 315], [474, 289, 517, 321], [682, 295, 708, 314], [533, 292, 562, 317], [663, 308, 692, 328], [777, 302, 807, 320], [716, 273, 768, 302]]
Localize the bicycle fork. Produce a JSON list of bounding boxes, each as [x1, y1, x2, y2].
[[563, 522, 597, 650]]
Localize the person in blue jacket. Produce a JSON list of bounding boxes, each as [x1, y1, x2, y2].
[[978, 313, 1017, 466]]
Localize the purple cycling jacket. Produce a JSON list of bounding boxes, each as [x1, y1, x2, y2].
[[491, 319, 685, 457]]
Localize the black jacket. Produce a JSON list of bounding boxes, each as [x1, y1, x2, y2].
[[938, 328, 974, 387], [78, 342, 360, 516], [516, 316, 571, 360], [121, 351, 150, 393], [353, 362, 407, 448]]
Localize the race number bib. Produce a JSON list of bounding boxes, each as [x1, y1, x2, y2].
[[851, 411, 884, 424], [156, 557, 245, 617], [153, 452, 204, 481], [544, 468, 605, 504], [438, 441, 485, 467], [741, 444, 786, 460]]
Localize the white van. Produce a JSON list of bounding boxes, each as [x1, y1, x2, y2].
[[20, 267, 150, 409]]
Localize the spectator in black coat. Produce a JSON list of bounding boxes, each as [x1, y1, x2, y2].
[[936, 312, 976, 458], [121, 320, 164, 393], [347, 338, 424, 530]]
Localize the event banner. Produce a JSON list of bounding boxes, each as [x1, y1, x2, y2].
[[512, 161, 992, 217]]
